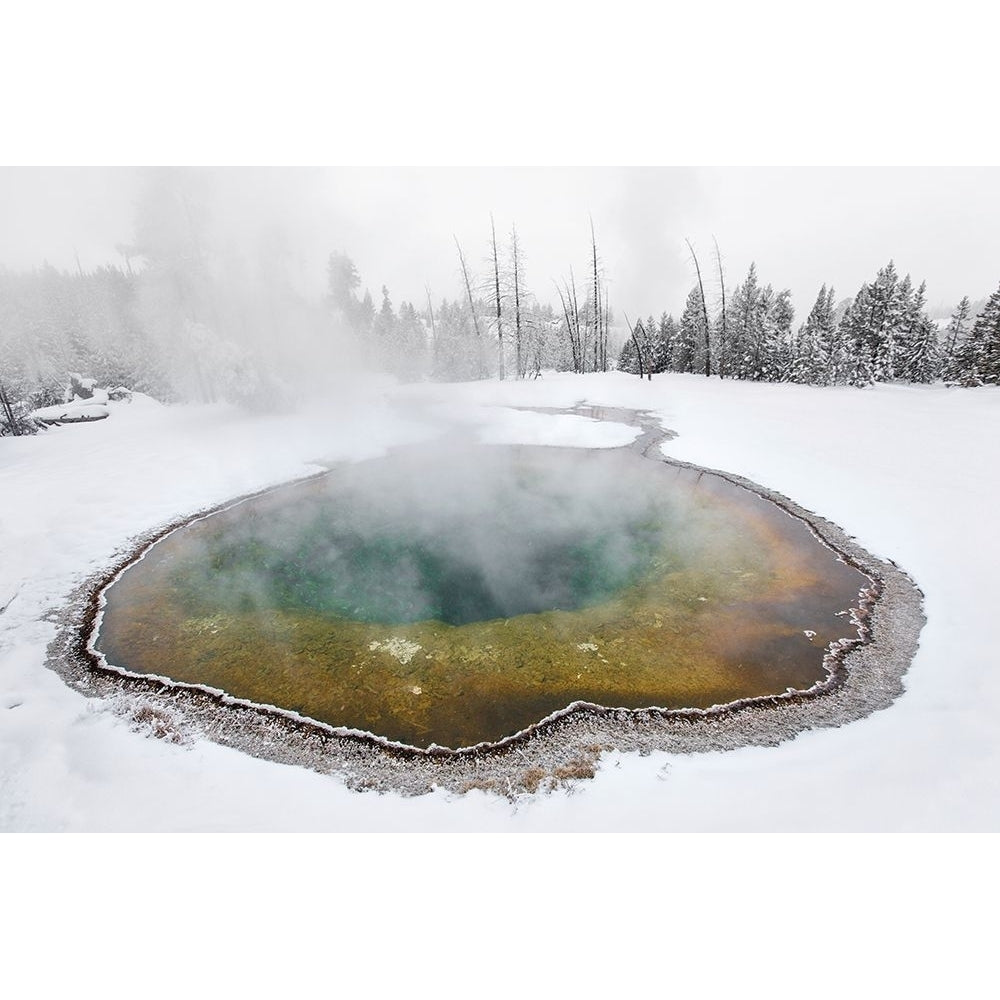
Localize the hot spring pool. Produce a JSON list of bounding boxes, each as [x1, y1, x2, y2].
[[94, 436, 869, 749]]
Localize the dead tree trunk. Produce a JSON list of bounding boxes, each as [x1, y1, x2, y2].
[[511, 224, 524, 379], [595, 281, 603, 372], [638, 319, 652, 380], [569, 274, 585, 373], [713, 237, 727, 379], [0, 379, 21, 435], [570, 269, 584, 372], [590, 217, 604, 373], [603, 290, 611, 373], [455, 237, 484, 379], [555, 282, 580, 374], [426, 287, 438, 375], [686, 238, 712, 377], [490, 215, 504, 381], [624, 313, 650, 380]]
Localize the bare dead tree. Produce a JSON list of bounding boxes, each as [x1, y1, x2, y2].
[[511, 224, 525, 378], [425, 286, 437, 374], [623, 312, 650, 380], [555, 281, 580, 373], [594, 289, 604, 372], [590, 217, 602, 373], [591, 280, 599, 372], [0, 378, 22, 435], [686, 238, 712, 376], [713, 236, 728, 379], [454, 236, 484, 378], [637, 319, 652, 380], [556, 269, 589, 374], [588, 220, 611, 373], [425, 287, 437, 337], [570, 268, 584, 372], [603, 285, 611, 373], [490, 214, 505, 380]]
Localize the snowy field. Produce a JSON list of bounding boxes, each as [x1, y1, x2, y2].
[[2, 370, 999, 831]]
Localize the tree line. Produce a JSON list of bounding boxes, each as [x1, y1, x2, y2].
[[327, 217, 612, 382], [4, 184, 1000, 438], [0, 209, 614, 433], [619, 253, 1000, 388]]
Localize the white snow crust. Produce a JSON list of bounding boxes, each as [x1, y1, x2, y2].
[[2, 372, 999, 830], [30, 400, 109, 423]]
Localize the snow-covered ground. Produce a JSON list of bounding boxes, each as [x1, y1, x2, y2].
[[2, 371, 999, 831]]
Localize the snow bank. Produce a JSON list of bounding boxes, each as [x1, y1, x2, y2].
[[2, 371, 999, 830], [476, 407, 638, 447], [30, 400, 109, 423]]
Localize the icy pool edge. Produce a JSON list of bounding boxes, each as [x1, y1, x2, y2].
[[46, 406, 925, 798]]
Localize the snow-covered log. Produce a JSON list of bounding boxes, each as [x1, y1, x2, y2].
[[30, 401, 110, 425]]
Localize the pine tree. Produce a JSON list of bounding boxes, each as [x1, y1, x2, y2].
[[979, 286, 1000, 383], [727, 263, 761, 380], [820, 287, 846, 384], [790, 284, 833, 385], [838, 263, 921, 386], [879, 271, 911, 380], [327, 252, 361, 317], [765, 288, 795, 381], [645, 314, 660, 371], [822, 300, 847, 384], [897, 281, 939, 383], [747, 284, 774, 380], [674, 288, 704, 373], [941, 296, 973, 383], [866, 261, 899, 381], [617, 335, 639, 374], [395, 301, 429, 378], [358, 289, 375, 334], [837, 287, 874, 386], [900, 314, 941, 383], [432, 297, 482, 381], [725, 266, 790, 381], [370, 285, 397, 371], [657, 313, 678, 373], [961, 283, 1000, 384]]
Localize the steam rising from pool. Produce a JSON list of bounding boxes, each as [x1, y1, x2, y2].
[[176, 446, 679, 626], [96, 440, 869, 749]]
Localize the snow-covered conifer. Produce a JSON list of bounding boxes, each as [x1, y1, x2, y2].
[[617, 335, 639, 374], [897, 282, 940, 382], [941, 296, 973, 382], [727, 264, 761, 380], [789, 284, 832, 384], [961, 283, 1000, 384], [674, 288, 704, 373], [656, 313, 678, 373]]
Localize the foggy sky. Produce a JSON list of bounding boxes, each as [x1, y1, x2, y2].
[[2, 166, 998, 320]]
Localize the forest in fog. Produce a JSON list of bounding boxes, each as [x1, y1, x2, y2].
[[2, 168, 1000, 436]]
